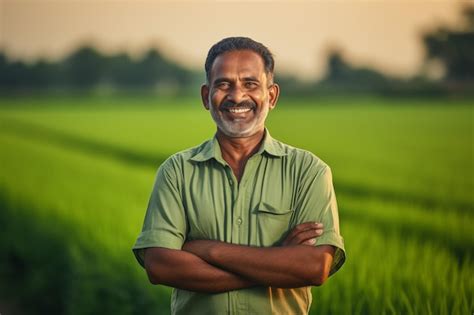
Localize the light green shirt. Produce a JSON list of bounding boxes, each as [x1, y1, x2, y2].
[[133, 130, 346, 315]]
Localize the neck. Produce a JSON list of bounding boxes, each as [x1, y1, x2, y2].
[[216, 128, 265, 181]]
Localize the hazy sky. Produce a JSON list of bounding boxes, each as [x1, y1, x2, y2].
[[1, 0, 468, 79]]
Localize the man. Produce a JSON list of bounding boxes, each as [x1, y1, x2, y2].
[[133, 37, 345, 315]]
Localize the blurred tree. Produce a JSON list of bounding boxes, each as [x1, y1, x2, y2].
[[0, 45, 197, 93], [135, 48, 193, 89], [64, 46, 106, 88], [0, 53, 31, 88], [28, 60, 65, 88], [422, 6, 474, 83], [103, 48, 194, 91], [1, 6, 472, 96], [136, 49, 169, 87], [105, 53, 137, 87], [318, 49, 390, 93]]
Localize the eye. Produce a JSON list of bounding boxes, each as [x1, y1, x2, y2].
[[244, 81, 258, 89], [216, 82, 230, 90]]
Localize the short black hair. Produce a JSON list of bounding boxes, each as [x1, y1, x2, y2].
[[205, 37, 275, 83]]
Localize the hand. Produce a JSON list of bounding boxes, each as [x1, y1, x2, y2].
[[282, 222, 323, 246]]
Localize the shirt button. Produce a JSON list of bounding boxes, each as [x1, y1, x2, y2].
[[236, 218, 242, 225]]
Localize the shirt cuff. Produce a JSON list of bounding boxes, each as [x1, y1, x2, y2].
[[132, 229, 184, 268], [314, 230, 346, 276]]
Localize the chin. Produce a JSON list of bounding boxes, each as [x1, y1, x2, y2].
[[218, 124, 260, 138]]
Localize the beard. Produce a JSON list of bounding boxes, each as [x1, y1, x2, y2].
[[209, 99, 269, 138]]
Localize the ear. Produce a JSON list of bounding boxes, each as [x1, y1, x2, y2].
[[268, 83, 280, 110], [201, 84, 210, 110]]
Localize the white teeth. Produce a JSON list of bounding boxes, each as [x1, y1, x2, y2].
[[228, 108, 251, 113]]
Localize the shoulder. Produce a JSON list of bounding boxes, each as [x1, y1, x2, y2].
[[272, 137, 331, 176], [158, 139, 212, 173]]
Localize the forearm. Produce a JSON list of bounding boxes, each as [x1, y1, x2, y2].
[[183, 241, 334, 288], [144, 247, 256, 293]]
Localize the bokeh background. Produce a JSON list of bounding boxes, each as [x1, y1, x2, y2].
[[1, 1, 473, 314]]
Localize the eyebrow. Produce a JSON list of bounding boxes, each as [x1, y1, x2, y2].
[[213, 76, 260, 83], [242, 76, 260, 82], [213, 77, 229, 85]]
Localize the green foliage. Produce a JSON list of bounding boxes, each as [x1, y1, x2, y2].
[[0, 131, 170, 314], [0, 46, 199, 92], [0, 95, 472, 314], [2, 5, 474, 96], [423, 5, 474, 82]]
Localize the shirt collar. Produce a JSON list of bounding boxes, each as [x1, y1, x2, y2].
[[189, 128, 287, 164]]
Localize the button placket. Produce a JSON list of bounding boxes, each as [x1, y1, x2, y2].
[[225, 167, 241, 243]]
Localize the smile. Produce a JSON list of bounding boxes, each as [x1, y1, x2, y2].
[[227, 107, 252, 114]]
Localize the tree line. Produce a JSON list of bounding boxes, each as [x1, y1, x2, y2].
[[1, 6, 472, 96], [0, 47, 199, 92]]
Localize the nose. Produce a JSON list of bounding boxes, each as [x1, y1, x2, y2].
[[226, 84, 247, 104]]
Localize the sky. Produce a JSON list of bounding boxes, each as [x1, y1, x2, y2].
[[0, 0, 469, 80]]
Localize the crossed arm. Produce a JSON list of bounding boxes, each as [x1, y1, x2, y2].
[[143, 222, 335, 293]]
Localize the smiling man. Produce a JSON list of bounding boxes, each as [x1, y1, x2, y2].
[[133, 37, 346, 315]]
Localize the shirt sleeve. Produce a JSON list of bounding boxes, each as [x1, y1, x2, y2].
[[132, 157, 187, 268], [292, 156, 346, 276]]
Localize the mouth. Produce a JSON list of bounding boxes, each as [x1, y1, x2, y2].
[[220, 100, 256, 115], [226, 107, 252, 114]]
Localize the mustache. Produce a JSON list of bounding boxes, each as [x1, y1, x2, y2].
[[220, 99, 256, 110]]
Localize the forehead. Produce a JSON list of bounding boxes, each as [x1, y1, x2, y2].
[[209, 50, 266, 81]]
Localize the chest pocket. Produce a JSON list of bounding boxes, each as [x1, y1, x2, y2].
[[253, 201, 293, 247]]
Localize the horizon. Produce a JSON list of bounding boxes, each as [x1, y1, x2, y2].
[[1, 0, 470, 80]]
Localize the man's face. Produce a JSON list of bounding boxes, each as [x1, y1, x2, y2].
[[201, 50, 279, 138]]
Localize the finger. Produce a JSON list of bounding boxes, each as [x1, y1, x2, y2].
[[303, 238, 317, 246], [290, 228, 323, 245], [288, 222, 322, 238], [286, 222, 323, 244]]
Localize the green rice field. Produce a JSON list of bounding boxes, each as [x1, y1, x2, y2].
[[0, 95, 473, 314]]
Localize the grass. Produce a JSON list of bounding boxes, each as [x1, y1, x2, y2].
[[0, 131, 171, 314], [0, 95, 472, 314], [2, 96, 472, 205]]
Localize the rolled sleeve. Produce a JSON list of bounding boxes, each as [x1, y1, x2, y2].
[[292, 156, 346, 276], [314, 229, 345, 276], [132, 158, 187, 268]]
